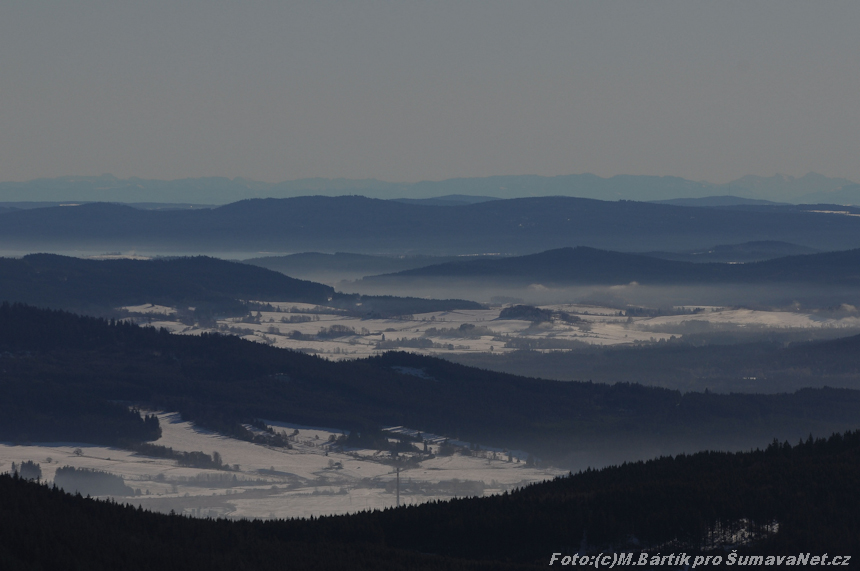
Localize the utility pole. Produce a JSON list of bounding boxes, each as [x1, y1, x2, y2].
[[396, 464, 401, 507]]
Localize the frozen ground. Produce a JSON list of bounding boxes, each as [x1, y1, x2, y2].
[[126, 302, 860, 360], [0, 412, 561, 520]]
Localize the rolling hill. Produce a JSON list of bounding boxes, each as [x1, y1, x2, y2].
[[244, 252, 473, 282], [0, 254, 482, 318], [449, 329, 860, 394], [2, 196, 860, 255], [0, 254, 333, 316], [366, 246, 860, 287], [3, 303, 860, 467], [643, 240, 818, 263]]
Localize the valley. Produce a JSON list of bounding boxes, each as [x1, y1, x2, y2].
[[0, 411, 558, 520], [130, 300, 860, 361], [7, 4, 860, 563]]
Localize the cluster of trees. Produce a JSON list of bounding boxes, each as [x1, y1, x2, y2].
[[280, 314, 316, 323], [53, 466, 134, 497], [498, 305, 555, 323], [374, 337, 467, 350], [315, 325, 358, 339], [283, 325, 360, 341], [501, 337, 589, 351], [423, 323, 495, 339], [129, 444, 244, 470], [498, 305, 582, 325], [10, 461, 41, 481]]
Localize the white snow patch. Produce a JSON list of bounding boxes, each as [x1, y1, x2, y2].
[[0, 411, 561, 520]]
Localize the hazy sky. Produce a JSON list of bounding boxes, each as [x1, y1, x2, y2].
[[1, 1, 858, 184]]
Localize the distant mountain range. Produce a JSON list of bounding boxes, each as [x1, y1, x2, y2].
[[2, 196, 860, 255], [0, 201, 215, 211], [243, 242, 817, 285], [2, 172, 859, 204], [366, 246, 860, 287]]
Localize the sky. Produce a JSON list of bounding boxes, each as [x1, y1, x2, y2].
[[1, 1, 859, 185]]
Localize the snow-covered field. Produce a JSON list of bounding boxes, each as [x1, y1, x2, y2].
[[126, 302, 860, 360], [0, 412, 561, 520], [12, 300, 858, 520]]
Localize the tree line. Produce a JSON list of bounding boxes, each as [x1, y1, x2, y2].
[[2, 430, 859, 569]]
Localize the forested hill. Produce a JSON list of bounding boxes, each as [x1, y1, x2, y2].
[[643, 240, 818, 263], [244, 251, 467, 281], [3, 196, 860, 253], [2, 431, 859, 568], [0, 254, 482, 318], [369, 245, 860, 286], [448, 330, 860, 394], [3, 302, 860, 466], [0, 254, 334, 316]]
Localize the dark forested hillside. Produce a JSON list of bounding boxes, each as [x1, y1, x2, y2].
[[448, 331, 860, 393], [290, 432, 860, 561], [3, 196, 860, 254], [0, 254, 481, 318], [2, 431, 858, 569], [0, 254, 333, 316], [643, 240, 818, 263], [370, 245, 860, 287], [0, 474, 532, 571], [3, 303, 860, 467]]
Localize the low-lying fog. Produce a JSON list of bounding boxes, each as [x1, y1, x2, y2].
[[345, 277, 860, 310]]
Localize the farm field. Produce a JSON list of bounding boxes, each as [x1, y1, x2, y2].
[[128, 302, 860, 360], [0, 412, 560, 520]]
